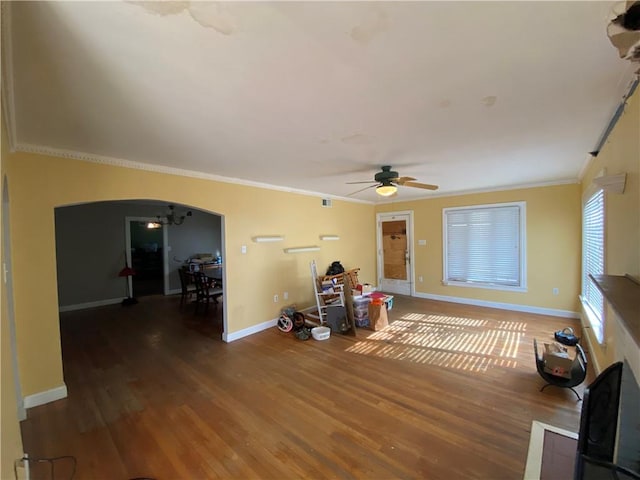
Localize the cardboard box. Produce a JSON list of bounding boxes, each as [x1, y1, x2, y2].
[[543, 343, 574, 379], [355, 284, 374, 295], [361, 284, 374, 294]]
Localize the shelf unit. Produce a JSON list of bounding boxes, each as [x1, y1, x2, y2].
[[590, 274, 640, 346], [308, 260, 345, 325]]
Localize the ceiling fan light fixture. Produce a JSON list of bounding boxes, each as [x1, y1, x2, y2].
[[347, 166, 438, 197], [376, 184, 397, 197]]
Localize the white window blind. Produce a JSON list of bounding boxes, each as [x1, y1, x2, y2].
[[443, 203, 525, 290], [582, 189, 604, 342]]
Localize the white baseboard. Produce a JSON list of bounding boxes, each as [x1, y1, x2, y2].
[[222, 296, 578, 344], [223, 317, 278, 343], [61, 292, 183, 312], [222, 303, 318, 342], [413, 292, 580, 319], [59, 297, 123, 312], [24, 384, 68, 409]]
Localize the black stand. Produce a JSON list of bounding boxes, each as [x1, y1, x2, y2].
[[121, 297, 138, 306]]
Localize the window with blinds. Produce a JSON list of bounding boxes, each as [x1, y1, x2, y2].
[[443, 202, 526, 291], [582, 189, 604, 342]]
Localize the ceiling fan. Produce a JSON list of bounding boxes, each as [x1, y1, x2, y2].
[[347, 166, 439, 197]]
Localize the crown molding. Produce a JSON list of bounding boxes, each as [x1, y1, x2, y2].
[[376, 178, 580, 204], [13, 142, 374, 205], [14, 142, 581, 205], [1, 1, 17, 151], [578, 153, 596, 182]]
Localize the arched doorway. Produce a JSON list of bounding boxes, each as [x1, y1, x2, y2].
[[54, 199, 224, 331]]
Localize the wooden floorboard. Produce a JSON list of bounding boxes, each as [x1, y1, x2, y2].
[[20, 294, 591, 479]]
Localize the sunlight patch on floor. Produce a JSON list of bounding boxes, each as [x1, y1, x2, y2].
[[345, 312, 525, 372]]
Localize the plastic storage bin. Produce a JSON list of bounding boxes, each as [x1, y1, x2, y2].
[[311, 326, 331, 341], [352, 295, 370, 327], [385, 296, 394, 310], [353, 295, 371, 307]]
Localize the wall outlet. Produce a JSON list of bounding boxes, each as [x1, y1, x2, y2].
[[418, 276, 423, 282], [283, 292, 288, 300], [552, 287, 559, 295], [273, 294, 278, 303]]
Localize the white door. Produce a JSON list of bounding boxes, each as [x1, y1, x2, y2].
[[377, 212, 413, 295]]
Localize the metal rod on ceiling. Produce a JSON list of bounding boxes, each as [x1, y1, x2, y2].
[[590, 77, 639, 157]]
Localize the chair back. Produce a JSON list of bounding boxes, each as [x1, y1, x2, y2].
[[192, 271, 208, 296], [178, 268, 190, 294]]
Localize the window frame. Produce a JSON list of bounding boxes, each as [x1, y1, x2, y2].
[[580, 187, 606, 344], [442, 201, 527, 292]]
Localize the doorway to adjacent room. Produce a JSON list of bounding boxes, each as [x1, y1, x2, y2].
[[127, 219, 165, 297], [376, 211, 414, 295]]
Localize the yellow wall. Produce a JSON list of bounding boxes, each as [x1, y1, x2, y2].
[[3, 89, 635, 448], [580, 88, 640, 370], [0, 300, 22, 478], [3, 150, 376, 397], [377, 183, 582, 313], [1, 215, 24, 480], [1, 122, 25, 480], [3, 145, 587, 401]]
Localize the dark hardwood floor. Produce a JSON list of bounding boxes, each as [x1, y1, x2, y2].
[[21, 294, 590, 479]]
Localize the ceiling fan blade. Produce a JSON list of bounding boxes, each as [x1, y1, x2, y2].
[[347, 184, 379, 196], [346, 180, 378, 185], [402, 181, 439, 191], [395, 176, 416, 184]]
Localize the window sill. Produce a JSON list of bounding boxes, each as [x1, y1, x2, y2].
[[579, 295, 605, 345], [442, 280, 527, 293]]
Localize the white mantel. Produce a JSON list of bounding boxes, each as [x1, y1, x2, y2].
[[591, 274, 640, 473]]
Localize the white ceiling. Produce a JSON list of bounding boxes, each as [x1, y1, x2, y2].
[[3, 1, 637, 203]]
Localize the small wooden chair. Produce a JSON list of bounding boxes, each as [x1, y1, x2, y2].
[[178, 268, 197, 308], [193, 271, 223, 314]]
